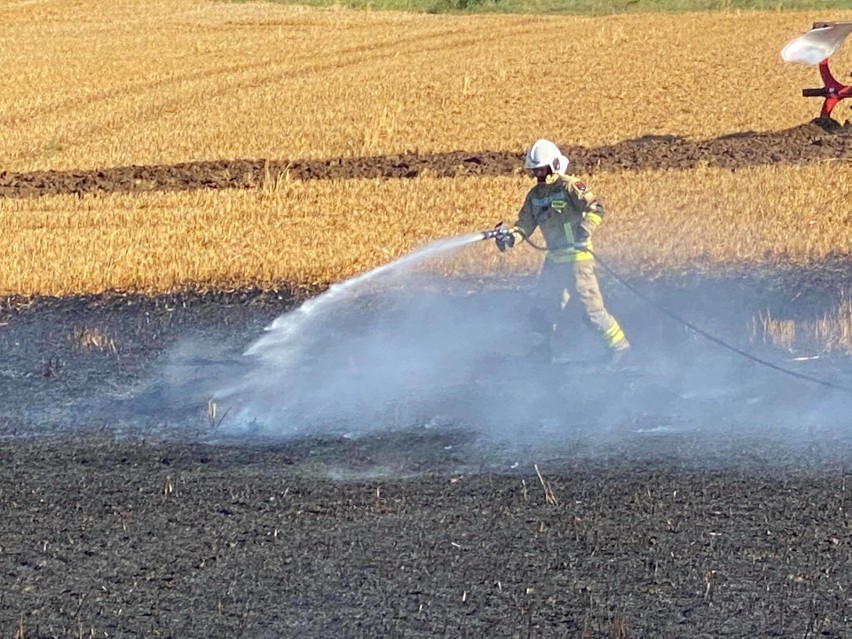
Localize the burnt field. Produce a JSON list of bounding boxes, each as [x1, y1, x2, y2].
[[1, 281, 851, 638], [2, 435, 851, 639], [1, 120, 852, 638]]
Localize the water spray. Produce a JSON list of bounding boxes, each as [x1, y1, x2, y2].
[[213, 232, 486, 424], [243, 233, 482, 360]]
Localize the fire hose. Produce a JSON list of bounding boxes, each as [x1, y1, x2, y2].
[[480, 226, 852, 394]]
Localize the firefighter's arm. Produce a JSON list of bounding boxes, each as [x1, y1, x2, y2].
[[569, 178, 604, 242], [578, 199, 604, 242]]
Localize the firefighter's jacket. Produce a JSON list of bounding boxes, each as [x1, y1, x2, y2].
[[511, 175, 605, 263]]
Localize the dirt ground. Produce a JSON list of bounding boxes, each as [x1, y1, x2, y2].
[[0, 119, 849, 198], [1, 121, 851, 638]]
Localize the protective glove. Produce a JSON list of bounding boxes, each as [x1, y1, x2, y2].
[[572, 228, 590, 251], [496, 233, 516, 252], [493, 223, 516, 252]]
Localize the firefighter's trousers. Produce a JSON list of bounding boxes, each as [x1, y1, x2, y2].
[[530, 258, 629, 351]]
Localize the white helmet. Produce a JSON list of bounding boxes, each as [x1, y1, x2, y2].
[[524, 139, 569, 176]]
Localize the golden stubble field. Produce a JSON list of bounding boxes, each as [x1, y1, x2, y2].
[[0, 0, 850, 350], [3, 0, 850, 168], [1, 165, 848, 293]]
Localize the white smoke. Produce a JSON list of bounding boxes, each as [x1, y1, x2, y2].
[[202, 236, 852, 468]]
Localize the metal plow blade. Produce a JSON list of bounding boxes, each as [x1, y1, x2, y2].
[[781, 21, 852, 65]]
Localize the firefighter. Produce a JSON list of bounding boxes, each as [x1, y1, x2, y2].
[[495, 138, 630, 364]]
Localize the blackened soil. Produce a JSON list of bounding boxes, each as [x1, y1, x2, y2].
[[1, 119, 850, 198], [1, 276, 851, 638], [2, 438, 850, 639]]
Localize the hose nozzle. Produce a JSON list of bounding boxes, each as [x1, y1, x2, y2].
[[482, 222, 511, 241], [482, 223, 515, 252]]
